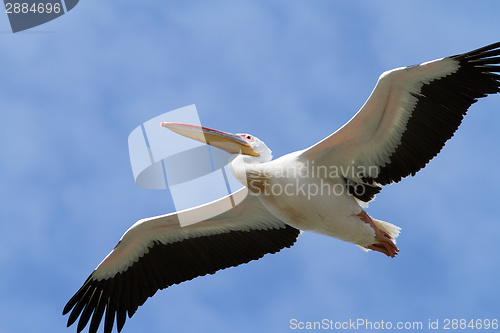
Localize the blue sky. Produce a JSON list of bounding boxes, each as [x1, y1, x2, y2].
[[1, 1, 500, 332]]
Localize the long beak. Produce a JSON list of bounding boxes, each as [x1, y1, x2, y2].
[[161, 122, 260, 157]]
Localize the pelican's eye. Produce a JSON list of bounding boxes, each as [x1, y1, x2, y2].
[[238, 133, 254, 142]]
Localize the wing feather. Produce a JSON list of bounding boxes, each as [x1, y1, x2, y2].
[[302, 42, 500, 196], [63, 189, 299, 333]]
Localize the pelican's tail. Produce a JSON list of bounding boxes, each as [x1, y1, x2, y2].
[[373, 218, 401, 242], [357, 219, 401, 252]]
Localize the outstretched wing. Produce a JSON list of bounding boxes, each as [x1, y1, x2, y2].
[[302, 42, 500, 199], [63, 188, 300, 333]]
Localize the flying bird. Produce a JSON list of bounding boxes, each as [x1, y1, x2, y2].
[[64, 42, 500, 333]]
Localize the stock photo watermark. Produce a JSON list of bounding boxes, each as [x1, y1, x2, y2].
[[245, 161, 378, 199], [128, 105, 247, 227], [289, 318, 499, 330], [3, 0, 78, 32]]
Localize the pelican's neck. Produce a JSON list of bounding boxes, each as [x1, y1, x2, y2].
[[228, 153, 270, 187]]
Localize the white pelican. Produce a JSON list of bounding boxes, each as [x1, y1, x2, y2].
[[64, 42, 500, 333]]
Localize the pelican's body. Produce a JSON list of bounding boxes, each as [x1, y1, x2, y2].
[[231, 150, 387, 247], [64, 42, 500, 333]]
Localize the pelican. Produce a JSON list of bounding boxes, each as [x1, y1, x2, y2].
[[64, 42, 500, 333]]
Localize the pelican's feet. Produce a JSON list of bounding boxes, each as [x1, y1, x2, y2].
[[357, 211, 399, 258]]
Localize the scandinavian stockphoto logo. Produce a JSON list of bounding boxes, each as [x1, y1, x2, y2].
[[128, 105, 248, 227], [3, 0, 78, 33]]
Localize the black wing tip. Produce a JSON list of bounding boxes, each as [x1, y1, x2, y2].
[[375, 42, 500, 185], [63, 272, 117, 333], [452, 41, 500, 60]]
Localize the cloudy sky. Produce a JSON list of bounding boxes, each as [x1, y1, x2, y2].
[[1, 1, 500, 332]]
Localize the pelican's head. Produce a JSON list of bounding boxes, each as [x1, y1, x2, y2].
[[161, 122, 272, 163]]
